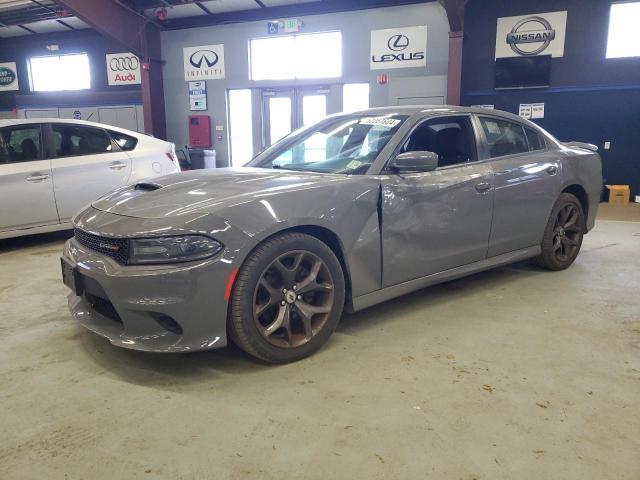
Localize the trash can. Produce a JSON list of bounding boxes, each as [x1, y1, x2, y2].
[[188, 149, 217, 170]]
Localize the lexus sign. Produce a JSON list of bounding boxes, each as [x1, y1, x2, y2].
[[183, 44, 225, 81], [106, 53, 141, 85], [495, 11, 567, 58], [371, 26, 427, 70]]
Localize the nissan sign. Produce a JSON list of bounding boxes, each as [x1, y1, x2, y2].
[[371, 26, 427, 70], [183, 44, 225, 81], [495, 11, 567, 59], [106, 53, 141, 85]]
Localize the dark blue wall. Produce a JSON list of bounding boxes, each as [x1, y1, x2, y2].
[[0, 29, 141, 111], [461, 0, 640, 196]]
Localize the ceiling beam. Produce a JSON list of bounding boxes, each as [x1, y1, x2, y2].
[[438, 0, 466, 32], [163, 0, 434, 29], [17, 24, 36, 33], [56, 0, 158, 58], [56, 0, 167, 139], [195, 1, 211, 15]]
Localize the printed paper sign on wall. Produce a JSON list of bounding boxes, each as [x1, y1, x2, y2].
[[495, 11, 567, 59], [0, 62, 19, 91], [184, 44, 225, 81], [370, 26, 427, 70], [106, 53, 141, 85]]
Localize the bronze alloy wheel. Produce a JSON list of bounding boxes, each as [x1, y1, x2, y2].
[[253, 250, 334, 348], [552, 203, 582, 262]]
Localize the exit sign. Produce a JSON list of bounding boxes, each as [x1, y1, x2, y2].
[[284, 18, 299, 33]]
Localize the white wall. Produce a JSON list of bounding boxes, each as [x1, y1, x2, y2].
[[161, 2, 450, 166]]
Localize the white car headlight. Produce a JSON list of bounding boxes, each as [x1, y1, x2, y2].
[[129, 235, 223, 265]]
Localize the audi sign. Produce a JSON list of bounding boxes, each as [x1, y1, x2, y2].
[[106, 53, 141, 85]]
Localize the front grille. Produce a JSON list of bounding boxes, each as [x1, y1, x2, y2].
[[74, 228, 130, 264]]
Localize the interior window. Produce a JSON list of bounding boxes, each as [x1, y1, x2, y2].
[[107, 130, 137, 151], [0, 125, 42, 164], [525, 127, 544, 151], [479, 117, 528, 157], [51, 125, 113, 158], [400, 116, 476, 167]]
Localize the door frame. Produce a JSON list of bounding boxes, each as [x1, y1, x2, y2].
[[260, 86, 332, 150]]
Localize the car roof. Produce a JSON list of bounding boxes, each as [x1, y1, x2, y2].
[[0, 117, 143, 136], [347, 104, 528, 123]]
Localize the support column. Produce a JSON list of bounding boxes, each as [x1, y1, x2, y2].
[[447, 31, 464, 106], [57, 0, 167, 139], [439, 0, 467, 106]]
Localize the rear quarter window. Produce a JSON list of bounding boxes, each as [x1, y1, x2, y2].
[[108, 130, 138, 151], [525, 127, 545, 151]]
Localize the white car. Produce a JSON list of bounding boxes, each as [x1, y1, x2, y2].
[[0, 119, 181, 239]]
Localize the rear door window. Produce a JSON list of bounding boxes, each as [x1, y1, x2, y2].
[[479, 117, 529, 158], [107, 130, 138, 151], [0, 125, 43, 163], [51, 124, 114, 158]]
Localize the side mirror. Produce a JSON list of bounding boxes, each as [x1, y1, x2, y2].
[[389, 151, 439, 173]]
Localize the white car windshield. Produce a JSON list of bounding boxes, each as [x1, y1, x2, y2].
[[248, 114, 408, 174]]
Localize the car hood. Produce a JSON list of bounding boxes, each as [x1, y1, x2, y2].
[[91, 167, 354, 219]]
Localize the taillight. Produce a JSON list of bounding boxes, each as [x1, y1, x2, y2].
[[166, 144, 181, 171]]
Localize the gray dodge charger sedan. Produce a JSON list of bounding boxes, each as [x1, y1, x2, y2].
[[62, 106, 602, 363]]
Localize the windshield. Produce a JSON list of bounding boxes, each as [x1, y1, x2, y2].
[[248, 114, 408, 174]]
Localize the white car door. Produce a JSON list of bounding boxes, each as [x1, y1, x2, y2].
[[47, 123, 132, 222], [0, 123, 59, 232]]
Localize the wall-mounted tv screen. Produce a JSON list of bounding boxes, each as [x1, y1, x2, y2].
[[495, 55, 552, 90]]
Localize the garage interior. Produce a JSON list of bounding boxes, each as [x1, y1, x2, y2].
[[1, 0, 639, 478]]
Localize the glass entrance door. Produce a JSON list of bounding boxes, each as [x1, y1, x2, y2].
[[262, 89, 295, 147], [261, 87, 330, 149]]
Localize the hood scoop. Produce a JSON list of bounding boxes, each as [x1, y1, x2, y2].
[[134, 182, 163, 192]]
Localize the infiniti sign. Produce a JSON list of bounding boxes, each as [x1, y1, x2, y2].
[[189, 50, 219, 69], [183, 44, 226, 80]]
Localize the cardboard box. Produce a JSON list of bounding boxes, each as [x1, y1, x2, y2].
[[606, 185, 630, 205]]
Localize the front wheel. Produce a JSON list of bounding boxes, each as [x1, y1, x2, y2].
[[228, 232, 345, 363], [534, 193, 585, 271]]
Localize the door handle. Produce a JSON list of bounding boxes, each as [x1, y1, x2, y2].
[[26, 173, 49, 183], [546, 165, 558, 175], [475, 182, 492, 193], [109, 161, 127, 170]]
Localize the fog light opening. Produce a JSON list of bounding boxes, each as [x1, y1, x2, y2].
[[151, 313, 183, 335]]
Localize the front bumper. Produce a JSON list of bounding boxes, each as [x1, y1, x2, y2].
[[63, 237, 232, 352]]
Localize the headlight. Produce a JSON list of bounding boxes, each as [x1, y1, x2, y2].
[[129, 235, 223, 265]]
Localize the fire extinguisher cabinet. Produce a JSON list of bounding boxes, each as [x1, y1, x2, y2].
[[188, 115, 212, 148]]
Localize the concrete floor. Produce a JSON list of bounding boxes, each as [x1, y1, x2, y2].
[[1, 205, 639, 480]]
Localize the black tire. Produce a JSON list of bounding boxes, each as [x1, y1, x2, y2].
[[228, 232, 345, 363], [534, 193, 585, 271]]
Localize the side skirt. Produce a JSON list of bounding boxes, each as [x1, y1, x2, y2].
[[350, 245, 541, 312], [0, 222, 71, 240]]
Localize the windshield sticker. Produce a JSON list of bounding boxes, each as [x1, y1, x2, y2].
[[359, 117, 401, 128]]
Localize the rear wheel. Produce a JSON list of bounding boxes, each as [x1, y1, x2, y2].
[[534, 193, 585, 271], [229, 232, 345, 363]]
